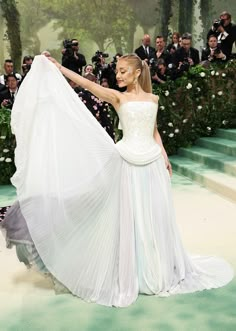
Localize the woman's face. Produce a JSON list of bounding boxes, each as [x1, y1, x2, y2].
[[85, 65, 93, 74], [116, 60, 137, 88], [172, 34, 179, 44]]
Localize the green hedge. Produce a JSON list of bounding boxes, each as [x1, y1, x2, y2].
[[0, 60, 236, 184], [0, 108, 16, 184], [153, 60, 236, 154]]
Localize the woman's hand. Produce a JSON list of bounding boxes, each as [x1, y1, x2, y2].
[[46, 56, 61, 70], [165, 158, 172, 176]]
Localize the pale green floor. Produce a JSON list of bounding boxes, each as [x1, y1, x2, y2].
[[0, 174, 235, 331]]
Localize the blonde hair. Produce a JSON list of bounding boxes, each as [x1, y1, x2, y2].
[[119, 54, 152, 93]]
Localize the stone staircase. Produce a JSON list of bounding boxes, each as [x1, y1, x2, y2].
[[170, 129, 236, 203]]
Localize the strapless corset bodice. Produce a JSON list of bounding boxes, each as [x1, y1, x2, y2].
[[115, 101, 162, 165]]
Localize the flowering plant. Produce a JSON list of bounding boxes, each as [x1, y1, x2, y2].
[[153, 60, 236, 154], [0, 108, 16, 184]]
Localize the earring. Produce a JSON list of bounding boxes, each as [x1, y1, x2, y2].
[[133, 77, 137, 85]]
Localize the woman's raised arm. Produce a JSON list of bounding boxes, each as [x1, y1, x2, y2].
[[48, 57, 121, 108]]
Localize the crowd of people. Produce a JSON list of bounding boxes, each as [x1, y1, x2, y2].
[[0, 10, 236, 138]]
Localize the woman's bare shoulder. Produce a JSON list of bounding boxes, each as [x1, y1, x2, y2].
[[149, 93, 159, 104]]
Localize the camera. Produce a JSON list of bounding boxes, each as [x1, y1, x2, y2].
[[91, 50, 109, 64], [4, 99, 13, 109], [110, 55, 118, 70], [22, 63, 31, 74], [149, 58, 158, 76], [63, 39, 76, 57], [179, 57, 190, 71], [213, 47, 221, 55], [63, 39, 72, 49], [213, 18, 225, 29]]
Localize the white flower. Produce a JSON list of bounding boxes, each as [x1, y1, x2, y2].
[[172, 102, 176, 106], [3, 149, 9, 153], [0, 136, 6, 139], [215, 72, 219, 76], [222, 120, 228, 125], [183, 119, 188, 123], [5, 158, 12, 163], [210, 70, 215, 76], [168, 122, 173, 127], [174, 129, 179, 133], [207, 127, 211, 131], [0, 157, 5, 162], [162, 131, 166, 134], [196, 87, 201, 92], [222, 73, 226, 77], [164, 90, 169, 96], [212, 94, 215, 99], [217, 91, 223, 96], [160, 106, 165, 110], [186, 83, 192, 89], [200, 72, 206, 77], [168, 133, 174, 138], [197, 105, 203, 110]]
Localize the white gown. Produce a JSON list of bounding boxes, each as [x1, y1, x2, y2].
[[1, 55, 233, 307]]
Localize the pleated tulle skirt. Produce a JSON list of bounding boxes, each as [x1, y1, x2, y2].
[[2, 154, 234, 307], [1, 55, 233, 307]]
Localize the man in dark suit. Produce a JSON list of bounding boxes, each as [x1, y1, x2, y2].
[[0, 83, 6, 93], [154, 35, 171, 64], [207, 11, 236, 60], [201, 34, 227, 62], [173, 33, 199, 74], [0, 74, 18, 110], [134, 34, 156, 62]]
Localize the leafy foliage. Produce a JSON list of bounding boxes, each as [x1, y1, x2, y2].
[[0, 108, 16, 184], [153, 60, 236, 154], [0, 0, 22, 70], [39, 0, 135, 53], [17, 0, 50, 55], [199, 0, 213, 44]]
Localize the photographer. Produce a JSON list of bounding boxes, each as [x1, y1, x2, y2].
[[151, 58, 168, 85], [62, 39, 86, 74], [92, 51, 121, 89], [0, 74, 18, 110], [21, 55, 34, 82], [173, 33, 199, 75], [207, 11, 236, 60], [92, 51, 109, 82], [83, 64, 94, 75], [0, 59, 21, 86], [201, 35, 227, 63]]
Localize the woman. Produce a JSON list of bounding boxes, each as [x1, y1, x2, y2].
[[1, 54, 233, 307], [167, 32, 181, 53]]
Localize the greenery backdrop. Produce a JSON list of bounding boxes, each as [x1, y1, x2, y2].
[[1, 0, 236, 70]]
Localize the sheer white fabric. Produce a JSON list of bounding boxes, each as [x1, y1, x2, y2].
[[10, 55, 233, 307]]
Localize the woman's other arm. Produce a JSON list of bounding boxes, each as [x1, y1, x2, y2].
[[154, 126, 172, 176]]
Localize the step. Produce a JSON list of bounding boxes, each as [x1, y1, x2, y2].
[[196, 137, 236, 157], [178, 146, 236, 177], [216, 129, 236, 141], [170, 155, 236, 203]]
